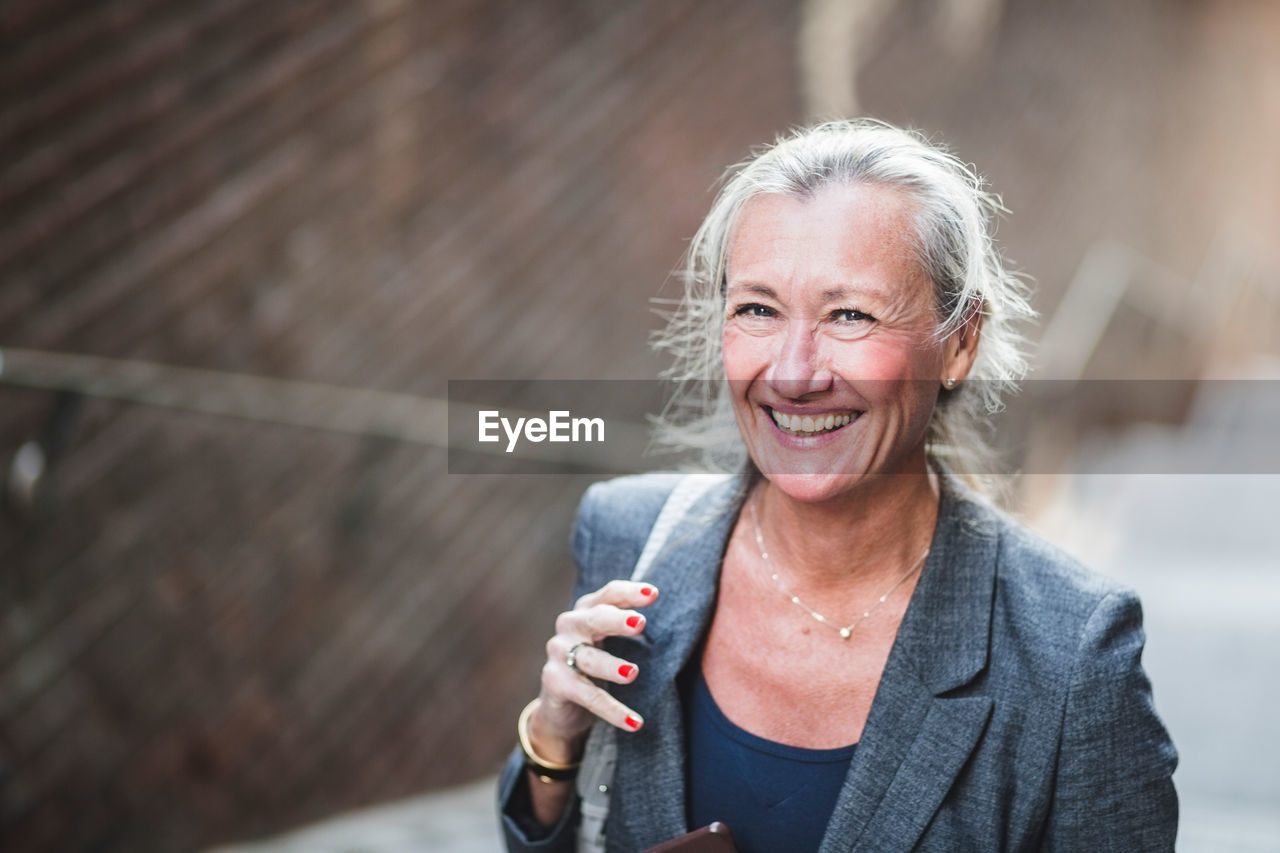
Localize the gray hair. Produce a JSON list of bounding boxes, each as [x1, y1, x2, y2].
[[652, 119, 1035, 491]]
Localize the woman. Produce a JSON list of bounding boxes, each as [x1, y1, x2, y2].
[[499, 120, 1178, 852]]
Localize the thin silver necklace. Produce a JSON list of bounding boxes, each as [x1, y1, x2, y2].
[[748, 498, 929, 640]]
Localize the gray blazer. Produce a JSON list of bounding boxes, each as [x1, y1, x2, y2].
[[499, 473, 1178, 852]]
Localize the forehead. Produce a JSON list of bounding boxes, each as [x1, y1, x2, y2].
[[726, 183, 926, 298]]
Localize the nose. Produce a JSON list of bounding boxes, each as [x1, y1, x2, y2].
[[764, 324, 833, 399]]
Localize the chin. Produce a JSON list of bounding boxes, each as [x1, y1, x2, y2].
[[759, 471, 872, 505]]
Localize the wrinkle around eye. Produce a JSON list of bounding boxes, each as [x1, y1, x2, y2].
[[825, 317, 877, 340]]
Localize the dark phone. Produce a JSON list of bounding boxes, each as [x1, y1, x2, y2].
[[643, 822, 738, 853]]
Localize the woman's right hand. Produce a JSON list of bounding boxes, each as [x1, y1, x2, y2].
[[526, 579, 659, 765]]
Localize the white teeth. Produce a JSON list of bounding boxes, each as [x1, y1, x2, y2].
[[769, 409, 856, 436]]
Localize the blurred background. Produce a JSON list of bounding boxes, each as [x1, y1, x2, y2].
[[2, 1, 1278, 851]]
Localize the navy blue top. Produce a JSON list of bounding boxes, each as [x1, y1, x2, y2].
[[684, 668, 857, 853]]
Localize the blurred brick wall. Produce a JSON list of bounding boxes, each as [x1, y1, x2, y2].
[[0, 1, 795, 850]]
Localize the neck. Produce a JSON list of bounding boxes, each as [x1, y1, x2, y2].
[[753, 469, 941, 590]]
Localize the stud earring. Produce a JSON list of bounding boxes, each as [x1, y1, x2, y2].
[[944, 377, 958, 389]]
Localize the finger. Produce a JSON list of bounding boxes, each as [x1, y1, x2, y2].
[[574, 579, 659, 611], [549, 637, 640, 685], [545, 665, 645, 733], [555, 602, 649, 642]]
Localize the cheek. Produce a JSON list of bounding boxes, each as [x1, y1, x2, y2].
[[831, 339, 926, 382], [831, 339, 945, 412]]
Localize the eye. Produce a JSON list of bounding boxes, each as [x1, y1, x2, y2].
[[732, 303, 776, 318], [832, 308, 875, 323]]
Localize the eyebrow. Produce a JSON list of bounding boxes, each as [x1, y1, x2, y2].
[[725, 282, 778, 299]]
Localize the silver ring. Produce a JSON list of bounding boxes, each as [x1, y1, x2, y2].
[[565, 641, 589, 671]]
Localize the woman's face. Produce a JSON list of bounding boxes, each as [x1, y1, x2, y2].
[[721, 183, 978, 504]]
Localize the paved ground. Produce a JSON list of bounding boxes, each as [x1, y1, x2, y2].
[[207, 777, 501, 853]]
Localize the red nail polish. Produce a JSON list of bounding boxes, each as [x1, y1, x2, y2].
[[618, 664, 637, 679], [625, 715, 642, 730], [626, 615, 643, 629], [640, 585, 654, 597]]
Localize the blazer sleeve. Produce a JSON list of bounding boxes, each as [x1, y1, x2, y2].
[[1043, 590, 1179, 852], [498, 747, 580, 853]]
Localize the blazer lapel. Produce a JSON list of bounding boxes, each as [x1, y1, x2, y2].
[[608, 477, 742, 851], [821, 479, 999, 853]]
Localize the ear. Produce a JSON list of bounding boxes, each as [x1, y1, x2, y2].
[[940, 302, 983, 387]]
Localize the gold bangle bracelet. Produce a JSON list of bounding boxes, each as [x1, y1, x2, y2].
[[517, 699, 580, 782]]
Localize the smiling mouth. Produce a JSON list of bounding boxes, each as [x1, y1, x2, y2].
[[767, 408, 860, 437]]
